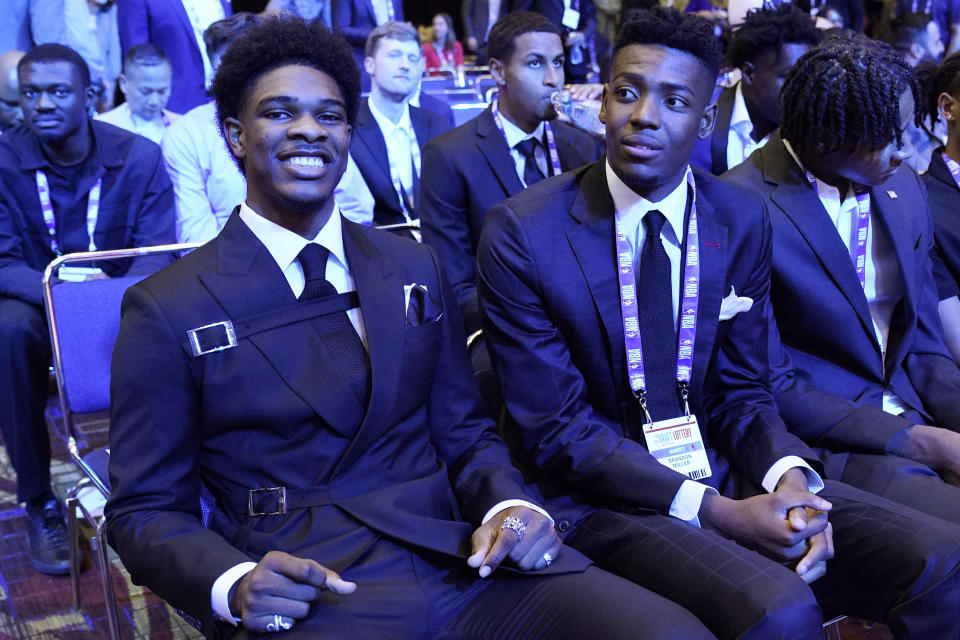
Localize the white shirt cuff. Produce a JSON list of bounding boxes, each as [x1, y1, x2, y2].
[[761, 456, 824, 494], [481, 499, 555, 527], [669, 479, 718, 527], [211, 561, 257, 625]]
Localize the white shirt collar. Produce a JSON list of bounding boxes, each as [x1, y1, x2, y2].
[[499, 111, 546, 150], [367, 97, 414, 136], [238, 201, 350, 275], [730, 83, 754, 139], [605, 159, 689, 243]]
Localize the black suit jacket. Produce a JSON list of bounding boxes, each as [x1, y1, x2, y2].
[[420, 107, 603, 333], [923, 149, 960, 300], [105, 213, 588, 638], [723, 135, 960, 463], [477, 161, 819, 526], [350, 99, 452, 228], [462, 0, 509, 45], [690, 85, 735, 176], [332, 0, 404, 66]]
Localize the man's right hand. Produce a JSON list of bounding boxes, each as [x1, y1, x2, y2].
[[892, 425, 960, 485], [698, 490, 833, 577], [230, 551, 356, 632]]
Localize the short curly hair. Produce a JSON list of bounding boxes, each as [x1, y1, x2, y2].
[[726, 4, 823, 69], [614, 6, 722, 80], [780, 34, 920, 157], [486, 11, 562, 63], [211, 15, 361, 162]]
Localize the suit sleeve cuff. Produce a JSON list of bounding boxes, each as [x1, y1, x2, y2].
[[762, 456, 824, 494], [669, 480, 718, 527], [211, 561, 257, 625], [482, 499, 555, 527]]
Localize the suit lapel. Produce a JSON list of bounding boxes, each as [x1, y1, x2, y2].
[[354, 101, 394, 192], [566, 163, 626, 388], [198, 213, 367, 436], [710, 86, 735, 175], [475, 108, 526, 197], [332, 222, 405, 474], [690, 187, 727, 393], [762, 137, 876, 341]]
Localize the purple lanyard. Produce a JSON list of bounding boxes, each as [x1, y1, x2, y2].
[[35, 170, 101, 256], [491, 100, 563, 182], [615, 167, 700, 421], [804, 170, 870, 288]]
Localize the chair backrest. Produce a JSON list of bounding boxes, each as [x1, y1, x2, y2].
[[43, 243, 203, 437], [452, 102, 488, 126], [420, 76, 460, 93], [429, 88, 486, 105]]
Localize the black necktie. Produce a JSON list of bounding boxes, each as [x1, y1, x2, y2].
[[515, 137, 545, 186], [637, 211, 681, 421], [298, 243, 370, 405]]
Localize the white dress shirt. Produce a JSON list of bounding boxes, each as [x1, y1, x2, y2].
[[605, 160, 822, 525], [64, 0, 121, 107], [162, 102, 374, 244], [499, 114, 548, 187], [782, 141, 911, 415], [366, 99, 419, 202], [210, 204, 548, 623], [371, 0, 393, 24], [96, 103, 180, 145], [180, 0, 225, 88], [726, 83, 772, 172]]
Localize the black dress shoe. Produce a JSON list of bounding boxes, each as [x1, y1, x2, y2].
[[25, 499, 70, 575]]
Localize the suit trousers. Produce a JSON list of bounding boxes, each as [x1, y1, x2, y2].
[[232, 535, 714, 640], [567, 480, 960, 640], [0, 298, 52, 503]]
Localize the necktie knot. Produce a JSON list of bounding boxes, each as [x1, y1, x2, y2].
[[298, 243, 331, 284], [516, 137, 546, 186], [642, 210, 667, 239], [515, 137, 540, 160]]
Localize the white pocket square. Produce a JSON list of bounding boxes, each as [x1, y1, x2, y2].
[[718, 287, 753, 321]]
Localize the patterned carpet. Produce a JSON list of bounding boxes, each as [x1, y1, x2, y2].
[[0, 404, 895, 639]]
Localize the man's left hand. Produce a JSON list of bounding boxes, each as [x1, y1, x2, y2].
[[467, 506, 561, 577]]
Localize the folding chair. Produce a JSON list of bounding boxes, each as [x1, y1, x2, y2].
[[42, 242, 201, 640], [451, 102, 489, 126]]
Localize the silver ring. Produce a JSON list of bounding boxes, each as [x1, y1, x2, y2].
[[500, 515, 526, 541], [542, 551, 553, 566], [266, 614, 293, 632]]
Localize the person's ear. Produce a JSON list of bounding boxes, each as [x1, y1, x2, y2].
[[84, 84, 98, 112], [740, 62, 755, 86], [364, 56, 375, 75], [939, 91, 959, 123], [697, 100, 718, 140], [908, 42, 924, 64], [598, 84, 608, 124], [223, 116, 244, 160], [489, 57, 505, 86]]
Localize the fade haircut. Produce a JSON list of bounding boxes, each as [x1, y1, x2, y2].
[[123, 43, 169, 71], [614, 7, 722, 81], [726, 4, 823, 69], [203, 12, 261, 58], [211, 16, 361, 171], [19, 43, 90, 87], [931, 53, 960, 121], [486, 11, 562, 64], [780, 34, 921, 157], [365, 21, 420, 58], [886, 12, 936, 54]]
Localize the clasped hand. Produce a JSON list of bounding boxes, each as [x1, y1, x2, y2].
[[468, 505, 562, 577]]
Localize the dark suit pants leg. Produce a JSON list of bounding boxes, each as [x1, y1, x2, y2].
[[566, 509, 825, 640], [812, 480, 960, 639], [231, 536, 714, 639], [836, 451, 960, 525], [0, 298, 52, 503]]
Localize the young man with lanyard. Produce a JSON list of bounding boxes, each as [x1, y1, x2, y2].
[[103, 16, 713, 639], [349, 21, 451, 233], [96, 43, 180, 145], [420, 11, 603, 336], [725, 37, 960, 529], [0, 43, 174, 575], [478, 8, 960, 638]]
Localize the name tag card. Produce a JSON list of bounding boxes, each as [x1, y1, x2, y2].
[[562, 7, 581, 28], [642, 415, 712, 481]]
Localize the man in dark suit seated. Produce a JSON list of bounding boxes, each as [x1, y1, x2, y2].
[[103, 16, 714, 640], [0, 43, 175, 576], [350, 21, 451, 231], [690, 4, 821, 176], [478, 8, 960, 638], [724, 36, 960, 528], [421, 11, 603, 334]]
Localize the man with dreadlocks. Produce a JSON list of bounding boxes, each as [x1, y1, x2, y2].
[[691, 4, 822, 175], [725, 35, 960, 532]]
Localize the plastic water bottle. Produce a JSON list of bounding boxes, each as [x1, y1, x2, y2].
[[551, 89, 606, 139]]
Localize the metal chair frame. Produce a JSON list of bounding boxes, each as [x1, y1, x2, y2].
[[43, 242, 202, 640]]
